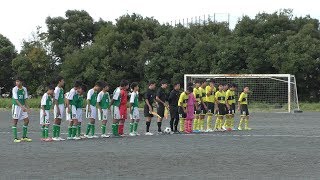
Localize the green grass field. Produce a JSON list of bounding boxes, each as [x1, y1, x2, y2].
[[0, 98, 319, 112]]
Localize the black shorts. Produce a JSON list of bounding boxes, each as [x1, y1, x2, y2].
[[240, 104, 249, 116], [200, 103, 207, 115], [194, 105, 201, 115], [144, 104, 153, 117], [178, 106, 187, 118], [227, 103, 236, 114], [216, 103, 226, 116], [157, 104, 165, 117], [206, 102, 215, 114], [169, 106, 179, 120]]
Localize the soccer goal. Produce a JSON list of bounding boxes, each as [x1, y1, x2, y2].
[[184, 74, 301, 113]]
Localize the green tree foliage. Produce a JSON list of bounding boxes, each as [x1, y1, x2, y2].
[[7, 9, 320, 101], [0, 34, 16, 94]]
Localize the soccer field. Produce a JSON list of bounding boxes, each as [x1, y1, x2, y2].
[[1, 110, 320, 179]]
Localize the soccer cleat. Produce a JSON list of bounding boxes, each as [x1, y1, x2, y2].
[[52, 137, 60, 141], [84, 134, 91, 138], [101, 134, 110, 138], [145, 132, 154, 136], [157, 131, 164, 135], [67, 137, 74, 140], [222, 126, 227, 131], [193, 130, 200, 133], [21, 137, 32, 142], [129, 132, 136, 136], [45, 138, 53, 142], [91, 135, 99, 138], [134, 132, 140, 136], [238, 126, 243, 131], [14, 139, 21, 143], [73, 137, 81, 140], [58, 137, 66, 141]]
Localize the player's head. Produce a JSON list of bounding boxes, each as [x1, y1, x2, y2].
[[160, 79, 168, 89], [223, 83, 229, 91], [15, 76, 23, 87], [207, 78, 215, 86], [148, 80, 156, 90], [201, 79, 207, 87], [102, 81, 109, 91], [120, 80, 129, 90], [230, 83, 237, 91], [187, 82, 194, 88], [243, 86, 249, 93], [186, 86, 193, 94], [55, 76, 64, 87], [94, 81, 105, 91], [194, 79, 200, 88], [173, 82, 180, 90], [74, 80, 82, 90], [131, 82, 139, 91], [77, 84, 87, 95], [218, 83, 224, 91], [47, 84, 55, 95]]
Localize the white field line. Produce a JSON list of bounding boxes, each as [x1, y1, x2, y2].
[[1, 131, 320, 138]]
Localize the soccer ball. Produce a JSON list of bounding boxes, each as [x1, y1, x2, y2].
[[164, 127, 172, 134]]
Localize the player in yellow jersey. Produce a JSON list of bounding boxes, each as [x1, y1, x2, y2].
[[198, 80, 208, 132], [214, 83, 227, 131], [224, 83, 237, 131], [238, 86, 251, 130], [193, 79, 206, 133], [205, 79, 216, 132], [178, 88, 191, 133]]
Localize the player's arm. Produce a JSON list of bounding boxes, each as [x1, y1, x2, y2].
[[237, 93, 243, 111], [156, 89, 165, 106], [24, 88, 30, 112], [40, 95, 47, 116], [145, 91, 152, 112], [206, 86, 211, 97], [225, 91, 230, 110], [96, 93, 101, 111], [86, 90, 92, 113], [215, 92, 219, 110], [54, 88, 60, 115]]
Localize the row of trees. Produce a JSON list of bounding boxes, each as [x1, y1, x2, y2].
[[0, 9, 320, 101]]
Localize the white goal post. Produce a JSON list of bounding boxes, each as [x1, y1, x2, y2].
[[184, 74, 301, 113]]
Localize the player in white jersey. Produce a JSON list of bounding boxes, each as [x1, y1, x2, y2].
[[11, 77, 32, 143], [129, 82, 140, 136], [40, 85, 55, 142], [65, 80, 82, 140], [96, 81, 110, 138], [52, 76, 65, 141]]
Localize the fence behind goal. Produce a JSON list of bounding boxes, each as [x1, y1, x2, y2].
[[184, 74, 300, 113]]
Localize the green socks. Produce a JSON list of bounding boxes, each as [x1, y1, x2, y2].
[[86, 123, 92, 135], [41, 126, 45, 138], [52, 124, 57, 138], [68, 126, 72, 137], [101, 125, 106, 134], [130, 123, 134, 133], [134, 122, 138, 132], [57, 125, 61, 137], [22, 125, 28, 138], [112, 124, 119, 136], [77, 125, 81, 136], [72, 126, 77, 137], [12, 126, 18, 139], [91, 124, 95, 136], [44, 127, 49, 138]]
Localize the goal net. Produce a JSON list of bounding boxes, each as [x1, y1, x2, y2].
[[184, 74, 301, 113]]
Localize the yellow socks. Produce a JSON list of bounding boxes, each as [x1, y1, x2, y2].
[[245, 118, 252, 130], [206, 115, 212, 130], [179, 118, 185, 132]]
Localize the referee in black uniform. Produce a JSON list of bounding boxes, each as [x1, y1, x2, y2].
[[156, 80, 168, 134], [168, 82, 181, 133]]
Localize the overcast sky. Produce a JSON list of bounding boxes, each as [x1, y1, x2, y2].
[[0, 0, 319, 51]]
